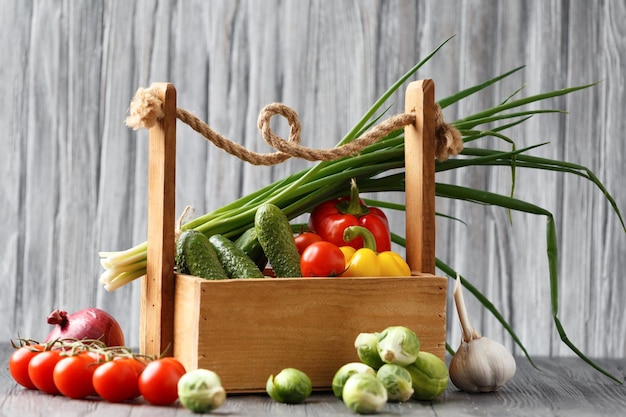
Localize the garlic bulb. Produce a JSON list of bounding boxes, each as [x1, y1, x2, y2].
[[449, 274, 516, 393]]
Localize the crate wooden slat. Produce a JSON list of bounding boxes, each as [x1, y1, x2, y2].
[[141, 82, 177, 358], [404, 79, 436, 275], [141, 79, 447, 392], [173, 274, 446, 393]]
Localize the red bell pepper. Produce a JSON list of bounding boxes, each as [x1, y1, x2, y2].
[[307, 179, 391, 252]]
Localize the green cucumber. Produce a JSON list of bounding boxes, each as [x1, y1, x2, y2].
[[209, 234, 265, 279], [254, 203, 301, 278], [175, 229, 228, 280], [234, 227, 268, 271]]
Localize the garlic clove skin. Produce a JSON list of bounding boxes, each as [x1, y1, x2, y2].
[[449, 274, 516, 393], [449, 336, 516, 393]]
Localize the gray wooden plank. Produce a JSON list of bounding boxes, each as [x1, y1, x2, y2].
[[0, 0, 32, 344], [1, 342, 625, 416], [0, 0, 624, 359]]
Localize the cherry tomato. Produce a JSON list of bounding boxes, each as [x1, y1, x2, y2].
[[114, 357, 147, 398], [28, 349, 64, 394], [9, 344, 44, 389], [92, 359, 139, 402], [53, 352, 100, 399], [138, 357, 186, 405], [294, 232, 323, 255], [300, 241, 346, 277]]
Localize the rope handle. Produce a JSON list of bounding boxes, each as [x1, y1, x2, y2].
[[125, 86, 463, 163]]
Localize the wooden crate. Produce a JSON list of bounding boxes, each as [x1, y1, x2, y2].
[[139, 80, 447, 393]]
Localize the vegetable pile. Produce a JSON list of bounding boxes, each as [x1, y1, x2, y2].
[[9, 338, 193, 406], [332, 325, 449, 414], [260, 326, 447, 414], [98, 37, 625, 382], [172, 179, 411, 281], [9, 309, 226, 413]]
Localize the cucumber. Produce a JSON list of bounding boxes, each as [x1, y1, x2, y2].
[[254, 203, 301, 278], [209, 234, 265, 279], [234, 227, 268, 271], [175, 229, 228, 280]]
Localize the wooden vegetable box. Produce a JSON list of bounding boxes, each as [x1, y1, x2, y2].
[[140, 80, 447, 393]]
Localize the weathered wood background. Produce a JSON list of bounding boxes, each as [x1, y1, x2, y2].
[[1, 0, 624, 360]]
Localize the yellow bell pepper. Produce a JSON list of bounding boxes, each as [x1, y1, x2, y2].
[[339, 226, 411, 277]]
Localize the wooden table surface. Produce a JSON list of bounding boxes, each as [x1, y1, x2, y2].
[[2, 344, 624, 417]]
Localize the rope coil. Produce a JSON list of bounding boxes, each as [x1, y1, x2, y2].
[[125, 86, 463, 164]]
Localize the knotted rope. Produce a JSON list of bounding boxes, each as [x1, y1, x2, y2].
[[125, 86, 463, 164]]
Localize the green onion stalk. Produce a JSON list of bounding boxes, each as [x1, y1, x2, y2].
[[98, 38, 625, 382]]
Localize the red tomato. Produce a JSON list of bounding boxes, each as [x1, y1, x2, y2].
[[28, 349, 64, 394], [138, 357, 186, 405], [294, 232, 323, 255], [300, 241, 346, 277], [53, 352, 100, 399], [92, 359, 139, 402], [114, 357, 147, 398], [9, 345, 44, 389]]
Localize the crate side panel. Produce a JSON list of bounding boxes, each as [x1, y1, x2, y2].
[[173, 274, 202, 371], [180, 276, 446, 392]]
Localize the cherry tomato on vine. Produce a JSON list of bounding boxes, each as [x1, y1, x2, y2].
[[28, 349, 64, 394], [53, 352, 100, 399], [114, 356, 147, 398], [92, 358, 139, 402], [122, 357, 148, 376], [300, 241, 346, 277], [294, 232, 323, 255], [138, 357, 186, 405], [9, 344, 44, 389]]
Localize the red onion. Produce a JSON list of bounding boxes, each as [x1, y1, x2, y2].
[[45, 307, 125, 347]]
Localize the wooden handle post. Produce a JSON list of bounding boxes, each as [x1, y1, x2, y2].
[[404, 80, 436, 274], [140, 82, 177, 357]]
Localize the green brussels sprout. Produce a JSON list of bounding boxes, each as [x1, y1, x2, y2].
[[266, 368, 312, 404], [354, 332, 384, 370], [177, 369, 226, 413], [405, 351, 449, 400], [331, 362, 376, 398], [341, 373, 388, 414], [377, 326, 421, 366], [376, 363, 414, 402]]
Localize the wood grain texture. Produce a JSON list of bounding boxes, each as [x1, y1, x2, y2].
[[1, 0, 624, 362], [0, 343, 624, 416], [173, 274, 446, 392], [141, 82, 177, 358], [404, 79, 437, 274]]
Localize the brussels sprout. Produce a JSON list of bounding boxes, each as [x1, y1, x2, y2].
[[266, 368, 312, 404], [341, 373, 388, 414], [376, 364, 414, 402], [331, 362, 376, 398], [354, 332, 384, 370], [377, 326, 421, 366], [405, 351, 449, 400], [177, 369, 226, 413]]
